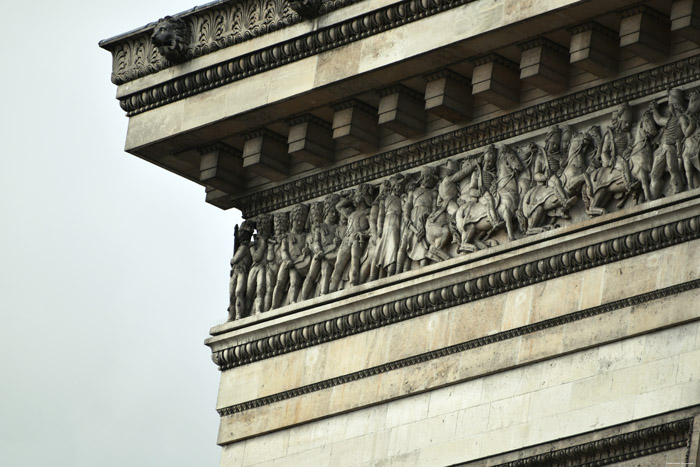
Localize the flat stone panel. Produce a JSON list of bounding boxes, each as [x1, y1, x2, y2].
[[671, 0, 700, 45]]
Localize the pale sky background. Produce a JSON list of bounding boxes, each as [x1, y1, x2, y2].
[[1, 2, 243, 465]]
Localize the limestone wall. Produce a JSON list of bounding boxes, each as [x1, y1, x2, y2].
[[209, 193, 700, 466]]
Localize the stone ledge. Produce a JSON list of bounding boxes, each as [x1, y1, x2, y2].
[[206, 191, 700, 367], [215, 289, 700, 444]]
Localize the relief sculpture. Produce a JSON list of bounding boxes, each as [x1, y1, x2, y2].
[[226, 90, 700, 321]]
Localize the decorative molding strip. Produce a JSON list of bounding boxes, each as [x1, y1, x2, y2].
[[117, 0, 476, 115], [424, 69, 471, 85], [618, 4, 669, 23], [217, 277, 700, 416], [470, 53, 519, 70], [378, 84, 424, 100], [487, 419, 692, 467], [211, 214, 700, 372], [518, 37, 568, 55], [567, 21, 618, 38], [101, 0, 361, 85], [234, 56, 700, 217]]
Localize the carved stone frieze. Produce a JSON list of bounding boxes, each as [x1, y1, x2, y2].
[[236, 57, 700, 217], [486, 419, 692, 467], [102, 0, 361, 85], [214, 212, 700, 369], [222, 82, 700, 320]]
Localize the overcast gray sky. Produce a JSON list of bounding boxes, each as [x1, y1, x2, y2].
[[0, 2, 242, 465]]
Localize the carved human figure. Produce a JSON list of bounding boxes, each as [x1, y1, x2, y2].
[[300, 195, 341, 300], [681, 90, 700, 190], [272, 204, 311, 308], [264, 212, 289, 311], [396, 167, 438, 272], [453, 146, 504, 252], [628, 109, 660, 202], [372, 175, 407, 279], [329, 185, 373, 292], [586, 104, 638, 215], [456, 145, 523, 251], [649, 89, 688, 198], [228, 220, 255, 321], [425, 159, 476, 261], [245, 214, 272, 315], [521, 131, 593, 234]]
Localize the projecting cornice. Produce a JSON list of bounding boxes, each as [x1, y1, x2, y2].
[[98, 0, 361, 85]]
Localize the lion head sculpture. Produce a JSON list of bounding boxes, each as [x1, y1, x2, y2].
[[151, 16, 191, 63]]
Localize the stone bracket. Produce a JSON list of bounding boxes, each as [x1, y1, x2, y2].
[[470, 54, 520, 109], [199, 143, 245, 194], [424, 70, 473, 122], [242, 129, 289, 181], [671, 0, 700, 45], [332, 100, 380, 153], [619, 5, 669, 63], [287, 114, 335, 167], [568, 22, 619, 78], [519, 38, 569, 95], [377, 85, 426, 137]]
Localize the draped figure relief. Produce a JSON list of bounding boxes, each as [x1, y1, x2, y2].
[[225, 90, 700, 321]]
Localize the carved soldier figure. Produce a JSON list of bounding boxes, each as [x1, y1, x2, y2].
[[329, 185, 373, 292], [300, 195, 341, 300], [264, 212, 289, 311], [425, 160, 476, 262], [457, 146, 503, 235], [600, 104, 636, 191], [396, 167, 438, 273], [540, 127, 576, 212], [649, 88, 688, 198], [228, 220, 255, 321], [272, 204, 311, 308], [681, 90, 700, 190], [245, 214, 272, 315], [372, 175, 406, 279]]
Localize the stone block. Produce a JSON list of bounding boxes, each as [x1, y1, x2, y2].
[[286, 114, 335, 167], [424, 70, 473, 122], [385, 392, 430, 428], [570, 373, 613, 410], [377, 85, 426, 138], [241, 430, 289, 466], [671, 0, 700, 45], [242, 129, 289, 181], [568, 22, 619, 77], [199, 143, 245, 194], [528, 383, 572, 420], [487, 394, 531, 431], [205, 186, 235, 210], [417, 435, 481, 466], [453, 404, 490, 439], [428, 379, 482, 418], [519, 38, 569, 94], [471, 54, 520, 109], [619, 5, 669, 63], [332, 100, 379, 153]]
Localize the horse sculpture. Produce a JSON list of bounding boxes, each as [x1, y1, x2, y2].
[[455, 145, 524, 252], [520, 132, 594, 234], [629, 109, 659, 202]]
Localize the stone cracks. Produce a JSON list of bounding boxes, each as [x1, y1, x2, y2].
[[234, 55, 700, 218], [211, 213, 700, 372]]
